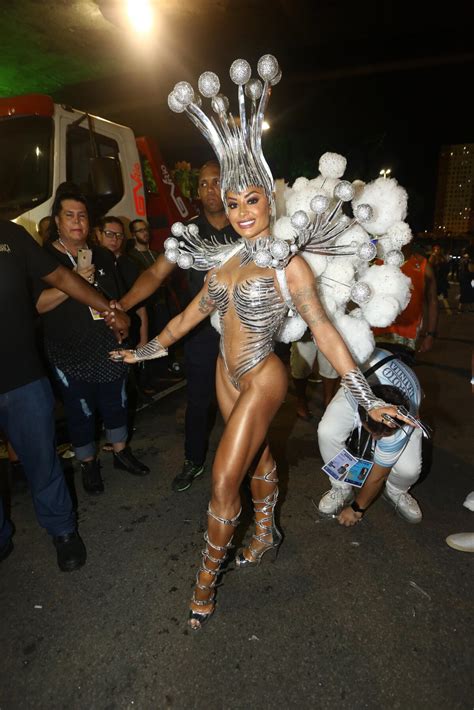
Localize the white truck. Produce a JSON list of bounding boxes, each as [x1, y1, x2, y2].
[[0, 93, 196, 247]]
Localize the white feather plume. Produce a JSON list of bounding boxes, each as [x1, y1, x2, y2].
[[318, 152, 347, 179], [334, 313, 375, 363], [362, 295, 401, 327], [352, 177, 408, 236], [301, 252, 328, 277], [273, 216, 296, 241]]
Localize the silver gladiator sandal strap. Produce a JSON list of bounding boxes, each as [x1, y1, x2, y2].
[[133, 338, 168, 362], [236, 464, 282, 567], [192, 504, 241, 605], [341, 367, 387, 412]]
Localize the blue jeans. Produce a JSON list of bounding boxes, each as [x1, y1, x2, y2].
[[53, 369, 128, 460], [0, 377, 75, 545]]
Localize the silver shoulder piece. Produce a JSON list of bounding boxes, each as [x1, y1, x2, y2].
[[341, 367, 386, 412], [164, 221, 242, 271], [290, 183, 375, 259]]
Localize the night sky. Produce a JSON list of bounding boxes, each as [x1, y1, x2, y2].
[[2, 0, 474, 232]]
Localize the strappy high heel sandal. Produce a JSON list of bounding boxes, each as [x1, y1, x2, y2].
[[188, 504, 240, 631], [236, 464, 282, 568]]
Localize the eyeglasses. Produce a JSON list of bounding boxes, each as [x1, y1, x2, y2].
[[133, 227, 150, 234], [102, 229, 124, 239]]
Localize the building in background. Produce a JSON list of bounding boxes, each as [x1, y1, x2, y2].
[[434, 144, 474, 236]]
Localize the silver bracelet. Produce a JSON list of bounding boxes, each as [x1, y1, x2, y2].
[[134, 339, 168, 362], [341, 368, 387, 412]]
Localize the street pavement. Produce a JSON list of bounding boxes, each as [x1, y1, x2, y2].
[[1, 308, 473, 710]]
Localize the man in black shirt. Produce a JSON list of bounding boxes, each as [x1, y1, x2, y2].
[[119, 161, 240, 491], [0, 220, 129, 570]]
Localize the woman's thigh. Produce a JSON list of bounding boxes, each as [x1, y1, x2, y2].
[[213, 356, 287, 488]]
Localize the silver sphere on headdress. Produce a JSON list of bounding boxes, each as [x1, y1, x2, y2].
[[257, 54, 280, 82], [254, 249, 273, 268], [245, 78, 263, 101], [230, 59, 252, 85], [270, 69, 282, 86], [187, 223, 200, 236], [165, 247, 179, 263], [290, 210, 310, 230], [358, 242, 377, 261], [211, 94, 229, 114], [171, 222, 185, 237], [310, 194, 330, 214], [334, 180, 355, 202], [270, 239, 290, 260], [177, 253, 194, 269], [198, 71, 220, 98], [164, 237, 179, 250], [350, 281, 372, 305], [355, 204, 373, 223], [173, 81, 195, 107], [385, 249, 405, 267], [168, 92, 185, 113]]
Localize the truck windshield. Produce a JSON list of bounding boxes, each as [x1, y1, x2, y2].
[[0, 116, 53, 220]]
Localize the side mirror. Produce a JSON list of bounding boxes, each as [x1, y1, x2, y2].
[[89, 156, 122, 198]]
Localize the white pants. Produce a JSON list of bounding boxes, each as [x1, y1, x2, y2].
[[290, 340, 338, 380], [317, 387, 422, 494]]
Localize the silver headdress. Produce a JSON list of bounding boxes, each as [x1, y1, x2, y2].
[[168, 55, 280, 219]]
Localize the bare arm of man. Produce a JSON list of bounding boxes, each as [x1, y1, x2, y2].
[[119, 254, 176, 312], [36, 264, 96, 314], [337, 463, 391, 526], [41, 265, 130, 340]]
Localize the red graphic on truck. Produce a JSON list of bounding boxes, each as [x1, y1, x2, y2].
[[131, 162, 146, 216]]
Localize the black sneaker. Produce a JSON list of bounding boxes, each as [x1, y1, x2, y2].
[[172, 460, 204, 492]]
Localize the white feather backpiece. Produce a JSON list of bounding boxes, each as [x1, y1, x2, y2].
[[278, 153, 414, 358]]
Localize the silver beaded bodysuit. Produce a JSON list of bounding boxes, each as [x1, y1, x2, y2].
[[207, 265, 287, 389]]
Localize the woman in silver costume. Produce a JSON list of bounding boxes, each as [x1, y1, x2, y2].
[[111, 55, 414, 630]]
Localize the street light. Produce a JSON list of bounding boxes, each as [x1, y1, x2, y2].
[[379, 168, 391, 179], [126, 0, 154, 33]]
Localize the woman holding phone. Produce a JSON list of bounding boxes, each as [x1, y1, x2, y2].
[[34, 188, 150, 496]]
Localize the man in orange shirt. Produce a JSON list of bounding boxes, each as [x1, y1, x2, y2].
[[374, 245, 438, 365]]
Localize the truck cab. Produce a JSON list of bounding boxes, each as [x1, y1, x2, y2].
[[0, 93, 195, 247]]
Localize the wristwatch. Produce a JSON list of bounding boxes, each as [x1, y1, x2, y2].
[[351, 500, 366, 516]]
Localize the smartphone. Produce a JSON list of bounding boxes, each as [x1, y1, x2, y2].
[[77, 248, 92, 268]]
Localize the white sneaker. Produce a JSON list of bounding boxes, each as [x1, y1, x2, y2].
[[382, 487, 422, 523], [446, 533, 474, 552], [318, 487, 353, 515]]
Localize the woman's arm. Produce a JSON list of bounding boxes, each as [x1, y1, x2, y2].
[[285, 256, 414, 426], [111, 277, 216, 362], [285, 256, 355, 376]]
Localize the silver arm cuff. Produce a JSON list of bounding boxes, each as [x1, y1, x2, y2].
[[134, 339, 168, 362], [341, 368, 387, 412]]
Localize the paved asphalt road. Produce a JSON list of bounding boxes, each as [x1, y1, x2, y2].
[[1, 309, 473, 710]]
